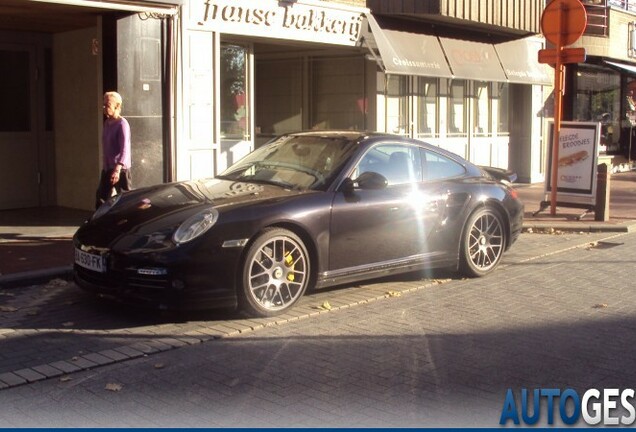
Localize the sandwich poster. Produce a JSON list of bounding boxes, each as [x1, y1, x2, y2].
[[545, 121, 600, 198]]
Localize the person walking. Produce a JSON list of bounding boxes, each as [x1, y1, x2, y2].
[[95, 91, 132, 209]]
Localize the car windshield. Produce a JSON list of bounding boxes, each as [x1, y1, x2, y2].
[[217, 134, 359, 190]]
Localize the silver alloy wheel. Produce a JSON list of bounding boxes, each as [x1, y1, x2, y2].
[[466, 210, 504, 272], [247, 234, 308, 313]]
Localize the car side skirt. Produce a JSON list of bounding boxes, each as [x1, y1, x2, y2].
[[315, 252, 454, 289]]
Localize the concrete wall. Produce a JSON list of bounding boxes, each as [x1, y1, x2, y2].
[[53, 27, 101, 210], [574, 8, 635, 61], [508, 83, 550, 184]]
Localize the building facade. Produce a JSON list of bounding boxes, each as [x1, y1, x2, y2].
[[0, 0, 560, 211]]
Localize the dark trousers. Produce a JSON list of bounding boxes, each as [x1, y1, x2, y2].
[[95, 168, 132, 210]]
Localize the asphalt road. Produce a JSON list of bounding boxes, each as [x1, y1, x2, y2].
[[0, 230, 635, 427]]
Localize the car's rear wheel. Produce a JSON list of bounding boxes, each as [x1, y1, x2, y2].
[[459, 207, 505, 277], [239, 228, 310, 317]]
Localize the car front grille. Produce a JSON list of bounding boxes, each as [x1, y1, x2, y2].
[[74, 265, 171, 300]]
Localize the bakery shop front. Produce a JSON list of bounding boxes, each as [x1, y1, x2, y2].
[[175, 0, 373, 180]]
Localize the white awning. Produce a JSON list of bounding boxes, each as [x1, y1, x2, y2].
[[605, 60, 636, 75], [365, 14, 549, 85], [364, 14, 453, 78]]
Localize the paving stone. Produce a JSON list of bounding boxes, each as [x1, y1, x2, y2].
[[13, 368, 46, 383], [128, 342, 161, 354], [31, 364, 65, 378], [155, 337, 189, 348], [82, 352, 115, 366], [194, 327, 228, 338], [142, 340, 175, 352], [69, 357, 98, 369], [48, 360, 81, 374], [176, 336, 203, 345], [205, 325, 240, 337], [99, 349, 131, 362], [113, 346, 146, 359], [0, 372, 27, 387]]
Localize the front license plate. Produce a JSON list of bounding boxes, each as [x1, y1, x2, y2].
[[75, 248, 107, 273]]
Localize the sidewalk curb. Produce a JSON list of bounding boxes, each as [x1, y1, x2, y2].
[[522, 221, 636, 233], [0, 265, 73, 288]]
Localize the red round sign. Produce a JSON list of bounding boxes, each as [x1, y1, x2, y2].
[[541, 0, 587, 46]]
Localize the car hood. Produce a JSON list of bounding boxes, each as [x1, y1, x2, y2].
[[81, 178, 308, 242]]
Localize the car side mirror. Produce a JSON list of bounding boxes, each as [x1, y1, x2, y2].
[[355, 171, 388, 190]]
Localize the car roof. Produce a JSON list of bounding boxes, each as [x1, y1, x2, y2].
[[287, 130, 416, 142], [287, 131, 467, 161]]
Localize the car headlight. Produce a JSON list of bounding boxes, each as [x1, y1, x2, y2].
[[173, 208, 219, 245], [91, 194, 122, 220]]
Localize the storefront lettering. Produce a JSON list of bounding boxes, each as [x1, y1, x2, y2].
[[505, 68, 550, 81], [202, 2, 276, 27], [282, 8, 361, 42], [392, 56, 441, 70], [196, 0, 363, 44]]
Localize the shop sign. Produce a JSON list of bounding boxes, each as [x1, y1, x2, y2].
[[192, 0, 364, 46], [545, 121, 600, 198]]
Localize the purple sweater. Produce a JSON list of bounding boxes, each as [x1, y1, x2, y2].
[[102, 117, 131, 170]]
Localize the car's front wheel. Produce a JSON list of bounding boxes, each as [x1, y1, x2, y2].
[[459, 207, 505, 277], [239, 228, 310, 317]]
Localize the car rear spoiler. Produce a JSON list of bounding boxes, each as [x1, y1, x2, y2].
[[479, 166, 518, 184]]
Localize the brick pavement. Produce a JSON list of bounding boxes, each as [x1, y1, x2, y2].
[[1, 230, 636, 427]]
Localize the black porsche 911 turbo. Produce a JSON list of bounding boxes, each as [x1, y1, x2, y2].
[[74, 131, 523, 317]]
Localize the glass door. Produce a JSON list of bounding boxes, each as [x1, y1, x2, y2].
[[219, 42, 253, 173]]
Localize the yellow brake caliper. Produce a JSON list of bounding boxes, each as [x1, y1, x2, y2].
[[284, 251, 295, 282]]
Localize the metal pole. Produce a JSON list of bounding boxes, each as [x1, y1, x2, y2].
[[550, 2, 566, 216]]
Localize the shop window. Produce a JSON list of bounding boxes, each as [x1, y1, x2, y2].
[[417, 77, 438, 138], [626, 77, 636, 126], [573, 65, 620, 152], [255, 58, 302, 138], [385, 75, 409, 136], [495, 83, 510, 134], [310, 56, 366, 131], [625, 77, 636, 157], [448, 80, 466, 135], [473, 81, 490, 136], [220, 44, 249, 140]]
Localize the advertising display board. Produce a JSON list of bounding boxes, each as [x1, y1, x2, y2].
[[543, 121, 600, 206]]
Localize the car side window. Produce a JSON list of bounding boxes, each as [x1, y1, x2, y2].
[[420, 148, 466, 181], [355, 144, 422, 185]]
